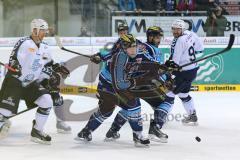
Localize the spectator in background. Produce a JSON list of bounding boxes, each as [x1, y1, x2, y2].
[[162, 0, 177, 15], [136, 0, 161, 12], [78, 26, 91, 37], [196, 0, 220, 11], [118, 0, 137, 11], [176, 0, 196, 14], [203, 5, 227, 36]]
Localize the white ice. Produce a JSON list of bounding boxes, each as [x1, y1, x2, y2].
[[1, 92, 240, 160]]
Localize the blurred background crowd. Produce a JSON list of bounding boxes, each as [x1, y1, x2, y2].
[[0, 0, 239, 37]]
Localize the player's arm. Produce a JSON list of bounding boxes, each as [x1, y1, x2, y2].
[[171, 39, 184, 65], [165, 39, 184, 69], [9, 41, 30, 78], [90, 39, 121, 64]]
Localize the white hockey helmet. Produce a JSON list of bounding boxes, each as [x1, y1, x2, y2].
[[171, 19, 186, 32], [30, 19, 49, 35]]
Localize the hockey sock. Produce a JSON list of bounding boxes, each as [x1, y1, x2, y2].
[[85, 109, 113, 132], [53, 105, 64, 122], [34, 107, 51, 132], [154, 96, 174, 128], [127, 107, 143, 132], [180, 95, 196, 115], [110, 109, 128, 132]]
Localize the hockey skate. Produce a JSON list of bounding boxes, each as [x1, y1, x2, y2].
[[0, 114, 11, 140], [56, 120, 72, 134], [104, 127, 120, 142], [133, 132, 150, 147], [182, 111, 198, 126], [30, 120, 51, 145], [148, 119, 168, 143], [75, 128, 92, 142]]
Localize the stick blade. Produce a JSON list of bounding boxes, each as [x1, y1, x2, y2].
[[54, 35, 63, 49]]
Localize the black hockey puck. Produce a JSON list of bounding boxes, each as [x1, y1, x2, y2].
[[195, 136, 201, 142]]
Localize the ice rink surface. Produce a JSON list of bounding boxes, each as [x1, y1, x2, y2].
[[1, 92, 240, 160]]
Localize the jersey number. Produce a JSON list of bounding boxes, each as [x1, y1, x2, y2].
[[188, 46, 196, 62]]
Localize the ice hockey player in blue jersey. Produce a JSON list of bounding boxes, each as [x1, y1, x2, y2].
[[105, 26, 171, 143], [90, 23, 129, 64], [75, 34, 150, 147]]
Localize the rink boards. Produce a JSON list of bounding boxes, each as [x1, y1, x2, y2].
[[0, 36, 240, 94]]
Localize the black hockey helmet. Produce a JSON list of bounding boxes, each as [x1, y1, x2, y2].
[[120, 34, 137, 49], [146, 26, 164, 37]]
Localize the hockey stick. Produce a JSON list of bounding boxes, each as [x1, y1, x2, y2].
[[54, 35, 91, 58], [0, 61, 18, 72], [179, 34, 235, 69], [9, 106, 37, 119]]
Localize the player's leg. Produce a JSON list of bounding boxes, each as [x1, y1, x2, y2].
[[173, 68, 199, 125], [0, 74, 22, 139], [0, 109, 12, 140], [179, 93, 198, 125], [75, 90, 116, 141], [145, 94, 174, 143], [105, 109, 128, 140], [104, 99, 140, 141], [105, 97, 142, 141], [51, 92, 71, 134], [30, 94, 52, 145], [24, 83, 53, 144], [121, 99, 150, 147], [54, 106, 72, 134]]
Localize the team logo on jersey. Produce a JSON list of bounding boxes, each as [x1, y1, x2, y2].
[[28, 48, 36, 53], [2, 97, 15, 106], [32, 59, 43, 71]]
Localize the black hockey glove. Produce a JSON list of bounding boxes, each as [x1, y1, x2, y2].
[[90, 52, 102, 64], [52, 63, 70, 79], [50, 90, 63, 106], [8, 60, 22, 77], [165, 60, 180, 71]]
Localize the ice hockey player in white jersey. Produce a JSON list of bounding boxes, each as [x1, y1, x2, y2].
[[163, 19, 204, 126], [0, 19, 69, 144]]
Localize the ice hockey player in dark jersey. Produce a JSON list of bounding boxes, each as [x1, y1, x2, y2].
[[75, 34, 150, 147], [89, 23, 128, 64], [90, 23, 142, 64], [105, 26, 171, 143], [0, 19, 70, 144]]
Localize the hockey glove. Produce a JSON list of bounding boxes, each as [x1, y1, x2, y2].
[[8, 60, 22, 77], [165, 60, 180, 71], [52, 63, 70, 79], [90, 52, 102, 64]]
